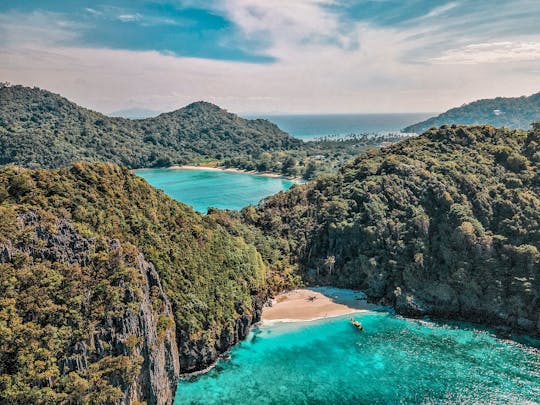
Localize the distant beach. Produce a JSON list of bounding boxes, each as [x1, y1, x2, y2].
[[168, 164, 307, 184], [262, 287, 381, 323]]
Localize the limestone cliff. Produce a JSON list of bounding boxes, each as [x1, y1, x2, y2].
[[0, 212, 180, 404]]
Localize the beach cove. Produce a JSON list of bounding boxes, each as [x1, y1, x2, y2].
[[175, 287, 540, 404], [262, 287, 382, 322]]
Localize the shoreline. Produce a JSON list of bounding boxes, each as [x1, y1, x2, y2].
[[262, 287, 382, 323], [136, 164, 307, 184]]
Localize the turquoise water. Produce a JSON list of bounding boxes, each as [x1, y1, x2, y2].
[[175, 313, 540, 404], [245, 113, 434, 140], [135, 168, 294, 213]]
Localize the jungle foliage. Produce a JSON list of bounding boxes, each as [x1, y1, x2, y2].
[[245, 124, 540, 334], [0, 84, 301, 170], [403, 91, 540, 133], [0, 163, 291, 403], [0, 84, 406, 179]]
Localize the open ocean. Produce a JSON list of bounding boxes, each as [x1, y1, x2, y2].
[[245, 113, 434, 140]]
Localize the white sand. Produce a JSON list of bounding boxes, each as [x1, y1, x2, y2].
[[167, 165, 306, 184], [262, 287, 380, 322]]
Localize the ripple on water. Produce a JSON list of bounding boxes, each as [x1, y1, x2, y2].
[[175, 313, 540, 404]]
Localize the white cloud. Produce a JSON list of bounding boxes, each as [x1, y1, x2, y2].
[[0, 11, 82, 46], [117, 13, 142, 22], [85, 8, 102, 16], [418, 2, 460, 20], [214, 0, 358, 56], [1, 2, 540, 114], [432, 41, 540, 64]]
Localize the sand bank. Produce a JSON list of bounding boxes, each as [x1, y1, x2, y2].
[[262, 287, 380, 323], [167, 165, 306, 184]]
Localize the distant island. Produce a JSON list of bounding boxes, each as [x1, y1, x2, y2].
[[0, 83, 300, 170], [403, 91, 540, 133]]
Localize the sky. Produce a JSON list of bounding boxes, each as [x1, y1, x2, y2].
[[1, 0, 540, 114]]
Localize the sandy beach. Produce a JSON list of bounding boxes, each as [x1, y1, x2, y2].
[[262, 287, 380, 322], [167, 164, 306, 184]]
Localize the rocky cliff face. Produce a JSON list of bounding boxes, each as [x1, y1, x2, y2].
[[178, 296, 264, 373], [0, 212, 180, 404], [0, 162, 274, 404]]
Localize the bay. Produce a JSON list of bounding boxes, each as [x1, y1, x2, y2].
[[175, 313, 540, 404], [135, 168, 294, 213]]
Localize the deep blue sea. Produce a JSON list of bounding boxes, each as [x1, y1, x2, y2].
[[245, 113, 434, 140], [175, 313, 540, 404], [135, 168, 294, 213]]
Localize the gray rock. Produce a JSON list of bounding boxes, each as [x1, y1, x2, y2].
[[15, 212, 180, 405]]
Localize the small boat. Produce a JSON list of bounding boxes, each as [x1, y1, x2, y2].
[[350, 317, 363, 331]]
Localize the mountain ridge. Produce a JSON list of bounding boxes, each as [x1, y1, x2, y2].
[[245, 123, 540, 337], [403, 91, 540, 133], [0, 84, 302, 169], [0, 162, 288, 404]]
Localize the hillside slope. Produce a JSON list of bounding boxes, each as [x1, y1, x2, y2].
[[0, 163, 279, 404], [403, 92, 540, 133], [0, 84, 301, 169], [246, 124, 540, 336]]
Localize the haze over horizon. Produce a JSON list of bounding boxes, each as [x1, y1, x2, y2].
[[1, 0, 540, 115]]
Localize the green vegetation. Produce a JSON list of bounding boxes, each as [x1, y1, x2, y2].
[[0, 84, 301, 170], [3, 82, 540, 403], [403, 91, 540, 133], [0, 208, 162, 403], [0, 84, 407, 179], [245, 124, 540, 335], [224, 133, 411, 180], [0, 163, 293, 403]]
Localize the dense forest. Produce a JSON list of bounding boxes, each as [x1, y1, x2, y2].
[[0, 163, 291, 404], [2, 124, 540, 403], [0, 84, 301, 169], [245, 124, 540, 337], [403, 91, 540, 133], [0, 84, 406, 179]]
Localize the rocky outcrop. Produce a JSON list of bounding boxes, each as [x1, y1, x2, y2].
[[112, 252, 180, 405], [178, 296, 264, 373], [2, 212, 180, 404]]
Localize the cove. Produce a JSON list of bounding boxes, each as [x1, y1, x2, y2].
[[134, 168, 294, 212], [174, 313, 540, 404]]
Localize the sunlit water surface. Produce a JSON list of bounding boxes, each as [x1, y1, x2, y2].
[[135, 168, 294, 212], [175, 313, 540, 404]]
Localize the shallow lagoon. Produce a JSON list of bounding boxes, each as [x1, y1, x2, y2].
[[135, 168, 294, 213], [175, 313, 540, 404]]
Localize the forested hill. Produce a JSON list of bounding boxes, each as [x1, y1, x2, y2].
[[0, 162, 289, 403], [0, 84, 301, 169], [403, 92, 540, 133], [245, 124, 540, 337]]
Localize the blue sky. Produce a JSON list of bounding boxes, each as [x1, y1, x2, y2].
[[1, 1, 540, 113]]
